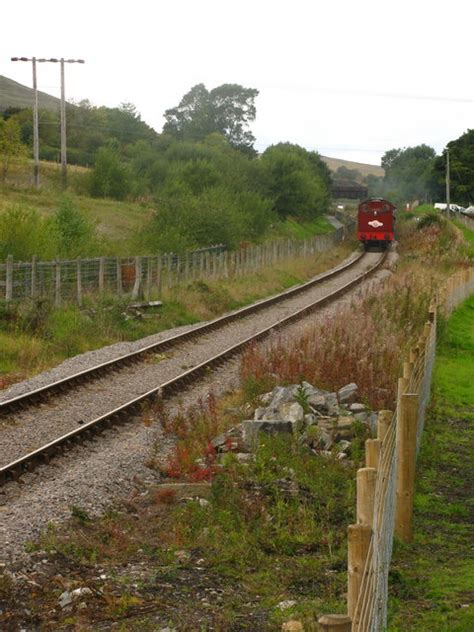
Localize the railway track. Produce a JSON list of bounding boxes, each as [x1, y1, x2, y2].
[[0, 249, 386, 487]]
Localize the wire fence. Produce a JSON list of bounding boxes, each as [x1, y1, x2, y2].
[[454, 213, 474, 232], [0, 227, 348, 305], [319, 267, 474, 632]]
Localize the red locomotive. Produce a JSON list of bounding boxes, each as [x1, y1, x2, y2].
[[357, 198, 396, 250]]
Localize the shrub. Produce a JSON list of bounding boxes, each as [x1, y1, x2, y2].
[[416, 211, 446, 230], [88, 147, 131, 200], [51, 196, 95, 258], [0, 205, 52, 261]]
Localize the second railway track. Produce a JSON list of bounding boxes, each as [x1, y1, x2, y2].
[[0, 250, 386, 486]]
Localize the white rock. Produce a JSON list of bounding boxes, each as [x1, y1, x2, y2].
[[349, 403, 365, 412], [277, 599, 297, 611], [279, 402, 304, 424], [254, 407, 266, 420], [337, 383, 359, 403], [71, 587, 93, 597], [58, 591, 73, 608]]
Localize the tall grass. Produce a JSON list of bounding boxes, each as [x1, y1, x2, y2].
[[240, 217, 471, 409], [241, 264, 442, 410]]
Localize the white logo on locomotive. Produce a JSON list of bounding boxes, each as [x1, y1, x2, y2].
[[368, 220, 383, 228]]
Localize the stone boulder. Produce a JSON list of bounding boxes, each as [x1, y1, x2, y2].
[[242, 419, 298, 450], [337, 382, 359, 404]]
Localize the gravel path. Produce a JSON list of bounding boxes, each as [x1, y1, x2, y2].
[[0, 250, 388, 568], [0, 252, 377, 468]]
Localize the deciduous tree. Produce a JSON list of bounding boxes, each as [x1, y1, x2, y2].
[[0, 117, 27, 182], [163, 83, 259, 153]]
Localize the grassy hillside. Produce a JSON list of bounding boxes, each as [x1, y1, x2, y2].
[[0, 75, 61, 112], [321, 155, 384, 178], [0, 161, 338, 257]]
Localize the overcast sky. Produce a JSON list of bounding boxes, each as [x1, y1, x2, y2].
[[2, 0, 473, 165]]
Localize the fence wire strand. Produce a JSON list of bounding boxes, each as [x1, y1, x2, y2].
[[352, 268, 474, 632], [1, 229, 350, 303]]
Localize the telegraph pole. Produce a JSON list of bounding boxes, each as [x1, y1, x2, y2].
[[60, 58, 67, 188], [32, 58, 40, 187], [11, 56, 40, 188], [446, 148, 451, 215], [10, 56, 84, 189]]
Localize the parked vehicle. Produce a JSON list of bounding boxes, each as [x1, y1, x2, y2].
[[357, 198, 396, 250], [434, 203, 464, 213]]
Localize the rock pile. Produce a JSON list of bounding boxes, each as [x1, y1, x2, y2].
[[212, 381, 378, 462]]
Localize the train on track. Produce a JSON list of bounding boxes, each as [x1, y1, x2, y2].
[[357, 198, 396, 250]]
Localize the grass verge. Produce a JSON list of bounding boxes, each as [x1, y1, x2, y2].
[[0, 435, 355, 631], [388, 294, 474, 631]]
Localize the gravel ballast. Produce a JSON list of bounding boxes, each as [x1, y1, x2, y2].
[[0, 252, 378, 468]]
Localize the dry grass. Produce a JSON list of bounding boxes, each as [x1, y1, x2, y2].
[[241, 263, 443, 410], [159, 241, 355, 321]]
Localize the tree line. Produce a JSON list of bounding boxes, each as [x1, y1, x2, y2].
[[0, 83, 333, 251], [365, 135, 474, 207]]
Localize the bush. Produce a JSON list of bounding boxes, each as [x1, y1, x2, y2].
[[0, 205, 52, 261], [51, 196, 95, 258], [88, 147, 131, 200], [261, 143, 330, 219], [416, 211, 446, 230], [142, 184, 273, 252]]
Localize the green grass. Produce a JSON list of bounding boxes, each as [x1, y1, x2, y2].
[[6, 435, 354, 630], [452, 218, 474, 260], [388, 294, 474, 631], [0, 169, 153, 252], [271, 216, 335, 239]]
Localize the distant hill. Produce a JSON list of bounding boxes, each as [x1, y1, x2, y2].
[[321, 155, 384, 178], [0, 75, 61, 112]]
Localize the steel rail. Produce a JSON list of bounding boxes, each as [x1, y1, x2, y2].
[[0, 250, 386, 486], [0, 251, 365, 416]]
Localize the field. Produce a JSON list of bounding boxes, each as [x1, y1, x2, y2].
[[321, 155, 384, 178]]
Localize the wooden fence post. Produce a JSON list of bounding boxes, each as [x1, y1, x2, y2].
[[76, 257, 82, 305], [357, 467, 376, 526], [157, 255, 163, 296], [99, 257, 105, 294], [365, 438, 381, 469], [5, 255, 13, 301], [377, 410, 392, 442], [167, 253, 173, 288], [347, 523, 372, 620], [132, 256, 142, 300], [116, 258, 123, 296], [395, 393, 419, 543], [146, 257, 152, 298], [54, 260, 61, 307], [317, 614, 352, 631], [31, 255, 37, 298]]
